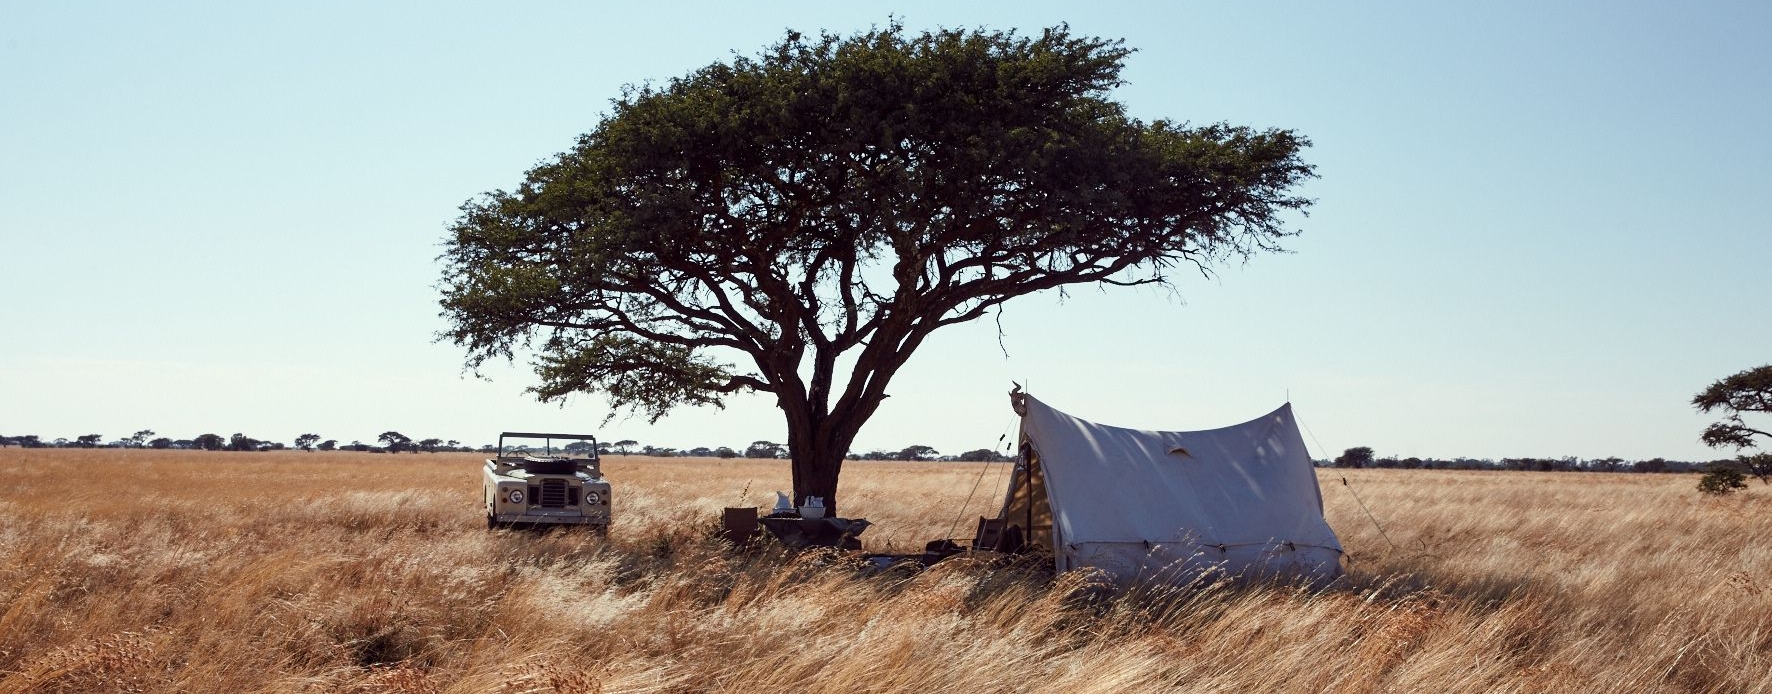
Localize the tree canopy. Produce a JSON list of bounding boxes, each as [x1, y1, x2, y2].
[[1693, 364, 1772, 450], [378, 431, 412, 453], [438, 23, 1316, 512], [1335, 446, 1375, 469]]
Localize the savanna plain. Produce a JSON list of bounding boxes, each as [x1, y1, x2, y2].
[[0, 448, 1768, 693]]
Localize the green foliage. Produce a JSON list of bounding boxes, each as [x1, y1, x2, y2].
[[1693, 364, 1772, 450], [531, 335, 736, 424], [1697, 465, 1748, 495]]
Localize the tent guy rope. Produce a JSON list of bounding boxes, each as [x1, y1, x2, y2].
[[1297, 411, 1402, 555]]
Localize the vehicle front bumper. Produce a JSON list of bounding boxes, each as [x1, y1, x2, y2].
[[491, 512, 609, 525]]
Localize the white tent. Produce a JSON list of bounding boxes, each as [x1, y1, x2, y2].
[[995, 393, 1344, 587]]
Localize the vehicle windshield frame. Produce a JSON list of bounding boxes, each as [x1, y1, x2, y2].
[[495, 432, 601, 461]]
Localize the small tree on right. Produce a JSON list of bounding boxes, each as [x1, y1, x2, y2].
[[1693, 365, 1772, 450], [1694, 365, 1770, 493], [1698, 463, 1748, 495], [1738, 452, 1772, 485]]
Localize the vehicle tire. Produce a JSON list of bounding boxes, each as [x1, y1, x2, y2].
[[486, 514, 496, 530]]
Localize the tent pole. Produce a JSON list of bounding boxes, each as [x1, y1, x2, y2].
[[1025, 452, 1034, 552]]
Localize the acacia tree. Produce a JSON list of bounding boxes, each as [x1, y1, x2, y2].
[[1334, 447, 1375, 469], [438, 24, 1315, 514], [897, 445, 939, 461], [378, 431, 412, 453], [1694, 365, 1772, 451], [1739, 453, 1772, 485]]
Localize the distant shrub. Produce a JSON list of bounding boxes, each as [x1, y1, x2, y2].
[[1698, 465, 1748, 495]]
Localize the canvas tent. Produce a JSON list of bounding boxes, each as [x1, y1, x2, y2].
[[996, 392, 1344, 587]]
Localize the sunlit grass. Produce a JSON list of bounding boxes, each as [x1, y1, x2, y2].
[[0, 448, 1766, 692]]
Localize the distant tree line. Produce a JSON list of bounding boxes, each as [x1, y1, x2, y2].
[[1324, 445, 1737, 474], [0, 431, 1730, 472], [0, 431, 1014, 462], [0, 430, 477, 454]]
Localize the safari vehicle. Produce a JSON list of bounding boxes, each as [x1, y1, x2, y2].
[[482, 431, 611, 532]]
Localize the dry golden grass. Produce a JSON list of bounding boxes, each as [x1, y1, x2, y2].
[[0, 448, 1767, 692]]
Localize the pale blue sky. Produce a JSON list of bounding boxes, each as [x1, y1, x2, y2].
[[2, 1, 1767, 460]]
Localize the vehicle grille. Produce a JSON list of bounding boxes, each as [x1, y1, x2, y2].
[[538, 479, 571, 508]]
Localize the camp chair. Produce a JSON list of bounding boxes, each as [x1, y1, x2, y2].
[[972, 516, 1025, 553]]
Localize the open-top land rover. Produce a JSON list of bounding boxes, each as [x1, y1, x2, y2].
[[482, 431, 611, 532]]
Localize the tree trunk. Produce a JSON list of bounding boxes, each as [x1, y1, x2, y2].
[[777, 333, 901, 519], [782, 402, 859, 518], [787, 420, 852, 517], [790, 449, 844, 517]]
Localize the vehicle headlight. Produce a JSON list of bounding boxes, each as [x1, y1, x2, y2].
[[506, 489, 525, 504], [586, 492, 600, 505]]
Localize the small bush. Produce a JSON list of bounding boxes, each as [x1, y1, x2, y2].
[[1698, 466, 1748, 495]]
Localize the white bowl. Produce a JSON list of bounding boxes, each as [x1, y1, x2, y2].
[[798, 506, 826, 520]]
